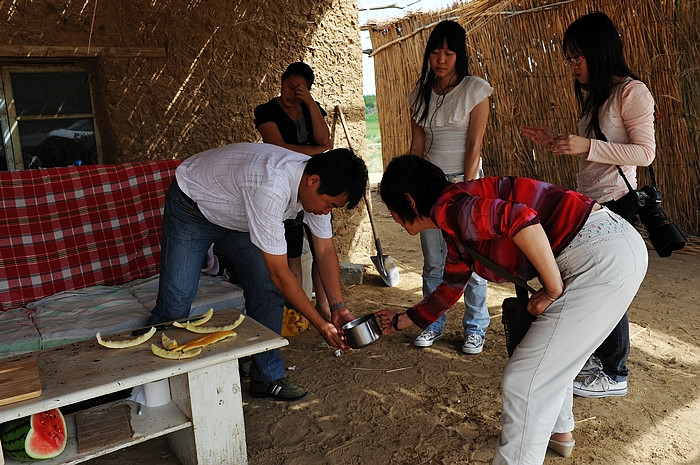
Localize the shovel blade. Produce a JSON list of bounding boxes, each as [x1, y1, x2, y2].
[[371, 253, 400, 287]]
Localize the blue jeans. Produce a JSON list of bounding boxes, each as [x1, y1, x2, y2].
[[594, 313, 630, 381], [419, 228, 490, 337], [148, 181, 285, 383]]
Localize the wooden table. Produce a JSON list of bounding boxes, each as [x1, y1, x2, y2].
[[0, 308, 288, 465]]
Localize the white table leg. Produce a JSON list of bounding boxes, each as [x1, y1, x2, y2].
[[168, 358, 247, 465]]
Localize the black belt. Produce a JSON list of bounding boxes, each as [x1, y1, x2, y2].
[[175, 181, 199, 210]]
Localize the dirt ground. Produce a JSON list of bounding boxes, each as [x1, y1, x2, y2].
[[89, 182, 700, 465]]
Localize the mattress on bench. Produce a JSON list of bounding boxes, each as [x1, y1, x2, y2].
[[0, 275, 244, 356], [130, 274, 246, 316], [0, 308, 41, 355]]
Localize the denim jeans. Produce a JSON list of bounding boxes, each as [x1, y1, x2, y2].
[[148, 181, 285, 382], [594, 312, 630, 381], [419, 228, 490, 337]]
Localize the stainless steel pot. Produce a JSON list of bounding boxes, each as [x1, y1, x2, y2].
[[342, 314, 381, 349]]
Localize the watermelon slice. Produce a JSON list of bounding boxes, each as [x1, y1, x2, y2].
[[1, 408, 67, 460]]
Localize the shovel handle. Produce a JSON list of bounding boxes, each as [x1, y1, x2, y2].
[[336, 104, 382, 245], [335, 105, 353, 151], [334, 105, 399, 287], [374, 237, 384, 259], [363, 193, 381, 243]]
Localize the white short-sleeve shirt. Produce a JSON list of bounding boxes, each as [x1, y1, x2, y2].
[[175, 142, 332, 255], [407, 76, 493, 177]]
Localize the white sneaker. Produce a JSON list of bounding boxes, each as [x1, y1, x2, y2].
[[462, 334, 484, 354], [573, 371, 627, 398], [414, 329, 442, 347], [578, 354, 603, 376]]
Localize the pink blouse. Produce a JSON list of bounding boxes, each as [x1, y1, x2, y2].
[[577, 78, 656, 202]]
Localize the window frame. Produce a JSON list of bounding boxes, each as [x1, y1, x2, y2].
[[0, 64, 103, 170]]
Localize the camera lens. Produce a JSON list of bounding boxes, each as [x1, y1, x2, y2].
[[639, 206, 686, 257]]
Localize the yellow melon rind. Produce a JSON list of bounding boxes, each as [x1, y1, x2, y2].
[[172, 308, 214, 328], [184, 314, 245, 333], [150, 344, 202, 359], [161, 332, 179, 350], [96, 326, 156, 349]]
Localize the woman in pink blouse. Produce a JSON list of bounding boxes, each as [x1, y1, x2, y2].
[[521, 11, 655, 401]]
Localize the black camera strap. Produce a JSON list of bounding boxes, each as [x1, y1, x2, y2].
[[616, 165, 635, 192], [615, 163, 658, 192]]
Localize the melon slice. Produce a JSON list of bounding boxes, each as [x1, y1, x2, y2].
[[0, 408, 67, 460], [174, 330, 236, 352], [172, 308, 214, 328], [161, 332, 179, 350], [183, 314, 245, 333], [150, 344, 202, 360], [96, 326, 156, 348]]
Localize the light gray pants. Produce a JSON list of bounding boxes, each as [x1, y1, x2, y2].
[[493, 208, 648, 464]]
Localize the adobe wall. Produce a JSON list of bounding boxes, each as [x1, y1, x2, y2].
[[0, 0, 372, 261]]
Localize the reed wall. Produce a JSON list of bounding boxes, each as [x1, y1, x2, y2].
[[368, 0, 700, 237]]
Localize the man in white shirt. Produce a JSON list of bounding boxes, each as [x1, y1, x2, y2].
[[147, 143, 368, 400]]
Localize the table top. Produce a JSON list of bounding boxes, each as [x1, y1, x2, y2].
[[0, 308, 287, 421]]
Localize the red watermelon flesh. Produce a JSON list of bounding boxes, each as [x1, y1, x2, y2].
[[27, 409, 67, 459], [1, 408, 67, 460]]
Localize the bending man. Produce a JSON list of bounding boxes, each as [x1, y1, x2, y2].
[[147, 142, 368, 400]]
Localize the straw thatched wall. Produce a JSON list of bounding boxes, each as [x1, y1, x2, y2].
[[368, 0, 700, 237], [0, 0, 373, 261]]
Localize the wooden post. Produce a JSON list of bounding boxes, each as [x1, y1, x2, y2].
[[168, 359, 247, 465]]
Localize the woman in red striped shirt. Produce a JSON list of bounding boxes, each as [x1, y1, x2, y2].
[[376, 154, 647, 464]]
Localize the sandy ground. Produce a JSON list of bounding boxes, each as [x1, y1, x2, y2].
[[87, 184, 700, 465]]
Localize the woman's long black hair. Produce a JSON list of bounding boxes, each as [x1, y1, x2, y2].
[[563, 11, 639, 135], [411, 20, 470, 125]]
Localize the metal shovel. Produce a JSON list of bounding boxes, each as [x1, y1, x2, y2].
[[363, 193, 400, 287], [335, 105, 400, 287]]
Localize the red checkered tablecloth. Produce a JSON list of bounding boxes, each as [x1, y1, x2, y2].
[[0, 160, 180, 311]]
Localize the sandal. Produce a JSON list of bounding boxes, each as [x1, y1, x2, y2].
[[548, 438, 575, 457]]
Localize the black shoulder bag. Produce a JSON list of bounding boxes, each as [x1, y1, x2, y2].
[[461, 246, 536, 357]]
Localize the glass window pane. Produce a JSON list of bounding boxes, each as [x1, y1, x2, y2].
[[11, 72, 92, 117], [19, 118, 96, 168]]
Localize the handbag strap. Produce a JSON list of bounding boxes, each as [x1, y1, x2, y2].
[[460, 245, 536, 294]]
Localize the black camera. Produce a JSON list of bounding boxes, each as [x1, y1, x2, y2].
[[615, 186, 686, 257]]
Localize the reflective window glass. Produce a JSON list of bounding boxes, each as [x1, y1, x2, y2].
[[19, 118, 96, 168], [11, 72, 92, 116]]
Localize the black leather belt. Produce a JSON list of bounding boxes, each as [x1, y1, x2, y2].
[[175, 181, 199, 210]]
